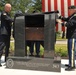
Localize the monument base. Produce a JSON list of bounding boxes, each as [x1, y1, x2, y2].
[[6, 56, 61, 72]]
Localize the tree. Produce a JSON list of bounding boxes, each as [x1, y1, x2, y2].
[[32, 0, 42, 12], [0, 0, 33, 13], [0, 0, 42, 14]]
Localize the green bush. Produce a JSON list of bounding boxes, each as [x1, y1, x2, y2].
[[10, 42, 14, 51], [56, 31, 61, 39], [55, 44, 68, 57]]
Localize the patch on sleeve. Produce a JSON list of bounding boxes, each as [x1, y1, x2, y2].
[[3, 13, 6, 15], [74, 14, 76, 16]]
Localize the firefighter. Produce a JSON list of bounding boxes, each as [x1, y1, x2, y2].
[[0, 3, 13, 66]]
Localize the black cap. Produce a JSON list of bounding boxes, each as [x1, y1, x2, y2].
[[68, 5, 76, 9]]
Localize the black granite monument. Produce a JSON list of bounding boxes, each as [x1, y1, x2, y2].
[[6, 12, 61, 72]]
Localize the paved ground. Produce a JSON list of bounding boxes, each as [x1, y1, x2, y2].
[[0, 56, 76, 75], [56, 40, 67, 44]]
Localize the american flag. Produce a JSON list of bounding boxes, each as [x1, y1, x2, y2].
[[42, 0, 76, 31]]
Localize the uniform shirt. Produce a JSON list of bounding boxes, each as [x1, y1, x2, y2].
[[61, 13, 76, 39], [1, 11, 13, 36]]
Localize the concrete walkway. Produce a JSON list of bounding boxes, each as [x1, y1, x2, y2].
[[0, 56, 76, 75], [56, 40, 67, 44]]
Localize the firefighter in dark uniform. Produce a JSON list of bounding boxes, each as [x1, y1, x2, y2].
[[60, 5, 76, 71], [0, 3, 13, 66]]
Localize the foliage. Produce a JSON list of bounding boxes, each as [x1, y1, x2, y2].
[[10, 41, 14, 52], [56, 31, 61, 38], [55, 44, 68, 57], [31, 0, 42, 12], [0, 0, 42, 15], [0, 0, 33, 15]]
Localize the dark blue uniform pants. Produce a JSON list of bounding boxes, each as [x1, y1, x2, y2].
[[35, 41, 40, 55], [0, 42, 5, 58], [30, 41, 40, 55], [68, 39, 76, 67], [0, 35, 10, 62]]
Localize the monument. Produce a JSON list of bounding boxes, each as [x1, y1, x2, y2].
[[6, 11, 61, 72]]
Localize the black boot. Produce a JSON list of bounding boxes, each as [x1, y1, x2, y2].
[[65, 66, 75, 71], [65, 64, 69, 67], [29, 53, 34, 56], [35, 53, 40, 57]]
